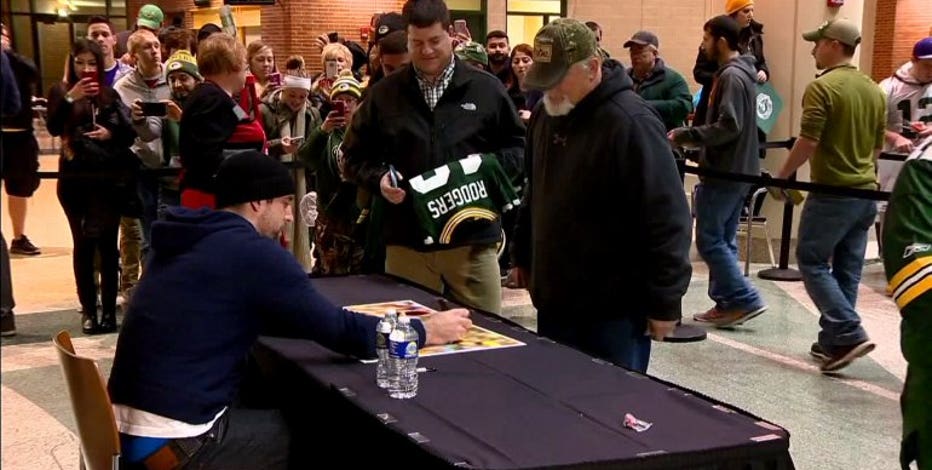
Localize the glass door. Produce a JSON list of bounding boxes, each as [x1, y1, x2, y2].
[[34, 16, 72, 96]]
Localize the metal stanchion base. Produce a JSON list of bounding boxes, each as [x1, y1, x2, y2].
[[758, 267, 803, 282], [664, 323, 707, 343]]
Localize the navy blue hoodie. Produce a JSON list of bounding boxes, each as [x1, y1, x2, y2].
[[108, 207, 425, 424]]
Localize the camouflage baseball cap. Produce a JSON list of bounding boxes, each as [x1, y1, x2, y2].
[[525, 18, 599, 91], [802, 19, 861, 47], [455, 41, 489, 66]]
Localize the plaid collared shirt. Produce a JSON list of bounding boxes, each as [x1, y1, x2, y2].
[[415, 57, 456, 111]]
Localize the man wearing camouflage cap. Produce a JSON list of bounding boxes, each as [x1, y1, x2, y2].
[[454, 41, 489, 71], [508, 19, 692, 372], [777, 19, 886, 373]]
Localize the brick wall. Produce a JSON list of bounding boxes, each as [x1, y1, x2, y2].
[[128, 0, 197, 29], [260, 0, 404, 74], [871, 0, 932, 80], [129, 0, 404, 73]]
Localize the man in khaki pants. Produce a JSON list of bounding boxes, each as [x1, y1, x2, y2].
[[344, 0, 525, 313]]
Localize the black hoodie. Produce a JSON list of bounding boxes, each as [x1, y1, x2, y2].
[[511, 60, 692, 321]]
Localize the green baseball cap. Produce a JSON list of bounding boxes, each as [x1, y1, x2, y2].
[[137, 4, 164, 31], [802, 19, 861, 47], [525, 18, 599, 91], [455, 41, 489, 66]]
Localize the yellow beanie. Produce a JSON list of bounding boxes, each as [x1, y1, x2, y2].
[[725, 0, 753, 15]]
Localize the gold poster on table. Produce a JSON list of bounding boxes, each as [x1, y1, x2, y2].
[[346, 300, 526, 357]]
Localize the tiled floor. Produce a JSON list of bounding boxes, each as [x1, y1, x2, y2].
[[1, 154, 905, 469]]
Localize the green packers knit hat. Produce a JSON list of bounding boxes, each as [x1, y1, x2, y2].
[[454, 41, 489, 66], [525, 18, 599, 91], [330, 71, 363, 100], [802, 18, 861, 47], [166, 49, 202, 81], [137, 4, 164, 31]]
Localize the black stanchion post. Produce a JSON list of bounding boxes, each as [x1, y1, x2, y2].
[[758, 171, 803, 282], [667, 151, 707, 344]]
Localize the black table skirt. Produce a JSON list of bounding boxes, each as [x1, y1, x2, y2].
[[255, 275, 795, 470]]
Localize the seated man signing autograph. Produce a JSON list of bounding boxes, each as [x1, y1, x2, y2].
[[108, 151, 472, 469]]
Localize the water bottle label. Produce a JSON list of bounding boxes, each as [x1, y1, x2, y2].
[[390, 340, 418, 359], [376, 331, 388, 349]]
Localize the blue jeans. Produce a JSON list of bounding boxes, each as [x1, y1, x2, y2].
[[538, 312, 652, 373], [695, 182, 764, 311], [137, 173, 159, 263], [138, 174, 180, 265], [796, 194, 875, 348]]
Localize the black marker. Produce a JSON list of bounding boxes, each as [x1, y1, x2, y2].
[[436, 297, 449, 311], [388, 164, 399, 188]]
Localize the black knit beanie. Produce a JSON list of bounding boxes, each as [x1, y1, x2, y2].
[[214, 151, 295, 208]]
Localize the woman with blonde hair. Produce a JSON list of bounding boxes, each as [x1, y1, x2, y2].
[[311, 43, 353, 112], [260, 56, 322, 270], [247, 40, 278, 98]]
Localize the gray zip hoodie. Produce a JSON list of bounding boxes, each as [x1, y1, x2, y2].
[[113, 66, 170, 169], [679, 54, 760, 180]]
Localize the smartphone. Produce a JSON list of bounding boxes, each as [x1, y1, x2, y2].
[[332, 101, 346, 117], [80, 70, 99, 98], [453, 19, 469, 37], [139, 101, 168, 117], [267, 71, 282, 88], [80, 70, 97, 83], [324, 60, 339, 79]]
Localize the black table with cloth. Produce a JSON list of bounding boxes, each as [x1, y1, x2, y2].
[[254, 275, 795, 469]]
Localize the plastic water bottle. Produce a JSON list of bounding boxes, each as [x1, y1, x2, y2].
[[219, 5, 237, 38], [375, 310, 398, 389], [388, 315, 419, 399]]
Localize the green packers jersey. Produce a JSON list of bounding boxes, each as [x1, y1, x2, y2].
[[882, 137, 932, 314], [408, 154, 520, 245]]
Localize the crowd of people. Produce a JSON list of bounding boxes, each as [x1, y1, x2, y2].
[[1, 0, 930, 467]]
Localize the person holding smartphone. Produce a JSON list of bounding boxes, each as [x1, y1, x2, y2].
[[299, 71, 366, 275], [114, 29, 171, 292], [311, 43, 354, 113], [133, 49, 202, 224], [247, 40, 279, 99], [259, 62, 322, 270], [46, 39, 137, 335]]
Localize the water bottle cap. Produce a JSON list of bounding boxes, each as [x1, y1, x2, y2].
[[398, 315, 411, 324], [386, 309, 397, 317]]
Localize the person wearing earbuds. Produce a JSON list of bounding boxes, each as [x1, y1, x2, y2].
[[46, 39, 137, 335], [508, 19, 691, 373]]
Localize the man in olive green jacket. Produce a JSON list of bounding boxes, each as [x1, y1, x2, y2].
[[625, 31, 693, 131]]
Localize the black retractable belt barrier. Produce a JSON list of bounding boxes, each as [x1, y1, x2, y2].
[[680, 144, 905, 284], [36, 160, 306, 179]]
